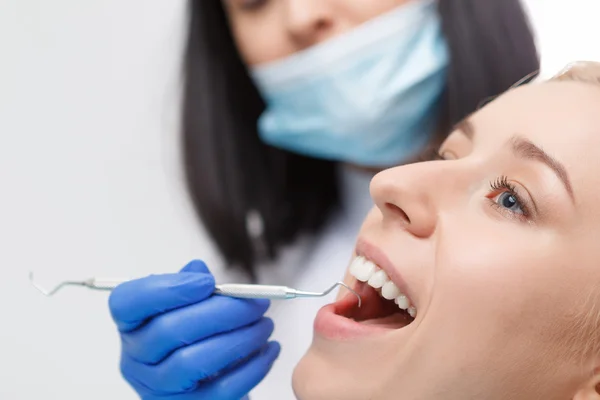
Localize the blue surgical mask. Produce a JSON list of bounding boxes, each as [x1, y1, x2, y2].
[[250, 0, 449, 167]]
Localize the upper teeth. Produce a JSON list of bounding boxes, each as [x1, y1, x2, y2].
[[349, 256, 417, 318]]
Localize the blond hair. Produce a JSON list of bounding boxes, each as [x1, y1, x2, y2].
[[551, 61, 600, 85], [546, 61, 600, 366]]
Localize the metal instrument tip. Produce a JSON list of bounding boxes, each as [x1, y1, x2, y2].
[[329, 281, 362, 308]]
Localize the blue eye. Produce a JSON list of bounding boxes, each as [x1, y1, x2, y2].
[[495, 192, 524, 215], [489, 176, 532, 221]]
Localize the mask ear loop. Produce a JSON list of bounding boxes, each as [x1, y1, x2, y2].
[[476, 69, 541, 109], [510, 69, 542, 87]]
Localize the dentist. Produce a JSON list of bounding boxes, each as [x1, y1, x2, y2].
[[109, 0, 539, 399]]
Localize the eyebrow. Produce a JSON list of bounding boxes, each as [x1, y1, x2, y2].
[[455, 119, 575, 201], [510, 137, 574, 201]]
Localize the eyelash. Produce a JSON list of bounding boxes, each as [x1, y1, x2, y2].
[[488, 176, 532, 221], [419, 150, 534, 222], [238, 0, 268, 10]]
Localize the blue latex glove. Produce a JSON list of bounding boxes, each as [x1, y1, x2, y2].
[[109, 260, 280, 400]]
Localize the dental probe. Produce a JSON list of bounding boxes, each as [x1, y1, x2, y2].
[[28, 272, 361, 307]]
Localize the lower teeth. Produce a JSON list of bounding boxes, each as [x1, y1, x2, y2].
[[360, 313, 413, 327]]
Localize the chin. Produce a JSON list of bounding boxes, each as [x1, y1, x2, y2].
[[292, 333, 398, 400], [292, 346, 370, 400], [291, 350, 319, 400]]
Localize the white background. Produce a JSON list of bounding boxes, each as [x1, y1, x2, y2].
[[0, 0, 598, 399]]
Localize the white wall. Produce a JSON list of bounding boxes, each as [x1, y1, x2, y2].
[[0, 1, 226, 399], [1, 0, 599, 399], [525, 0, 600, 79]]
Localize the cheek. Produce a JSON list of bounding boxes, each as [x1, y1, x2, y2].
[[228, 16, 295, 65], [341, 0, 414, 20], [425, 223, 578, 372], [438, 229, 556, 322]]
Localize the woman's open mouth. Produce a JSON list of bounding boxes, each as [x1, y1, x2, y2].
[[314, 256, 417, 339]]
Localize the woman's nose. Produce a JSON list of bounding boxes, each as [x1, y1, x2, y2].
[[369, 165, 439, 238], [283, 0, 335, 47]]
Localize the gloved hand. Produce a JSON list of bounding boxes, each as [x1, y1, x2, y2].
[[109, 260, 280, 400]]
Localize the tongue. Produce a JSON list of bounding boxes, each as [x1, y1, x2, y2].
[[359, 312, 413, 329]]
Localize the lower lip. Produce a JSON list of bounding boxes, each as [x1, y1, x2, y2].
[[314, 292, 395, 340]]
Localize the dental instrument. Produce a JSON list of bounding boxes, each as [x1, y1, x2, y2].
[[28, 272, 361, 307]]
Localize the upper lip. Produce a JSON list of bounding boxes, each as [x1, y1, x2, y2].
[[354, 238, 417, 308]]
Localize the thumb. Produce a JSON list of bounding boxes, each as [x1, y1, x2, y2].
[[180, 259, 210, 274]]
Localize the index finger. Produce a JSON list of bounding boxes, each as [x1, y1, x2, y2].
[[109, 272, 215, 332]]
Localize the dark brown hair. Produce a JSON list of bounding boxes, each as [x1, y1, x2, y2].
[[182, 0, 539, 278]]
